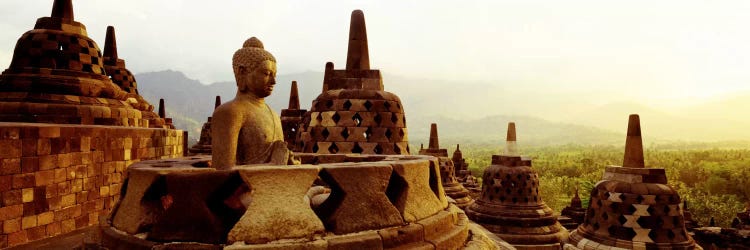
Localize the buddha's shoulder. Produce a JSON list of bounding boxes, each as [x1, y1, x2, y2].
[[212, 100, 246, 118]]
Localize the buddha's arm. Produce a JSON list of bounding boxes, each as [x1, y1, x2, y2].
[[212, 107, 241, 170]]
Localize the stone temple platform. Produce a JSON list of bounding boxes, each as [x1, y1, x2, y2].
[[98, 154, 511, 249]]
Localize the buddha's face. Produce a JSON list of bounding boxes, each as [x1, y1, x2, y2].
[[236, 60, 277, 98]]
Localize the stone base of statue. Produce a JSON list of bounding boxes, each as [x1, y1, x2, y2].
[[97, 154, 509, 249]]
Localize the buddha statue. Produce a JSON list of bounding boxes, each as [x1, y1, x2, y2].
[[212, 37, 292, 169]]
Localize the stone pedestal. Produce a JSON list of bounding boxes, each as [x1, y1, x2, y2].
[[100, 154, 504, 249]]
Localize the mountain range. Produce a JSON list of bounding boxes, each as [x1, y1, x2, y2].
[[135, 70, 750, 147]]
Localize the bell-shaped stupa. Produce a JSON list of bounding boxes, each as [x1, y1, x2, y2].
[[297, 10, 409, 155], [560, 187, 587, 230], [102, 26, 167, 128], [568, 115, 700, 249], [0, 0, 149, 127], [466, 122, 569, 249], [281, 81, 307, 150], [419, 124, 474, 209], [188, 96, 221, 155]]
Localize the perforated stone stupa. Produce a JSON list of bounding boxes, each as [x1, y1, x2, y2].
[[296, 10, 409, 155], [101, 26, 167, 129], [453, 144, 481, 193], [189, 96, 221, 155], [280, 81, 306, 150], [560, 187, 587, 230], [419, 123, 474, 209], [568, 115, 700, 249], [0, 0, 150, 127], [0, 1, 186, 247], [466, 122, 569, 249]]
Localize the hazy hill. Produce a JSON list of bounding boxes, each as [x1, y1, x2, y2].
[[135, 70, 623, 146], [562, 101, 750, 141], [406, 115, 622, 148], [135, 70, 750, 145]]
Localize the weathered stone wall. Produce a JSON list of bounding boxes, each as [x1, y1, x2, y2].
[[0, 122, 183, 248]]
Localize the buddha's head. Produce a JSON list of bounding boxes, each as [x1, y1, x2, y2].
[[232, 37, 277, 98]]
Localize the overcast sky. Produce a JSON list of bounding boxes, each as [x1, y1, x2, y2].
[[3, 0, 750, 107]]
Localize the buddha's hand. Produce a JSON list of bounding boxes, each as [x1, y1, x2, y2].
[[268, 140, 292, 165]]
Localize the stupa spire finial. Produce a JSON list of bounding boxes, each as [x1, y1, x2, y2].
[[51, 0, 74, 20], [158, 99, 166, 118], [507, 122, 516, 142], [289, 81, 300, 109], [346, 10, 370, 70], [103, 26, 118, 61], [428, 123, 440, 150], [623, 114, 645, 168], [214, 96, 221, 110], [504, 122, 518, 156]]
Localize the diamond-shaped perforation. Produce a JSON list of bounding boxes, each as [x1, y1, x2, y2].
[[364, 127, 373, 141], [637, 216, 650, 227], [373, 113, 382, 125], [352, 113, 363, 126], [325, 100, 334, 109], [399, 129, 405, 138], [332, 112, 341, 124], [656, 217, 664, 227], [609, 202, 619, 211], [321, 128, 330, 139], [373, 144, 383, 154], [648, 229, 658, 241], [618, 215, 627, 225], [328, 143, 339, 153], [343, 100, 352, 110], [385, 129, 392, 140], [390, 113, 398, 124], [383, 101, 391, 110], [312, 143, 319, 153], [667, 229, 676, 239], [341, 129, 350, 139], [364, 101, 373, 110], [352, 143, 363, 153], [627, 204, 637, 214], [393, 144, 401, 154]]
